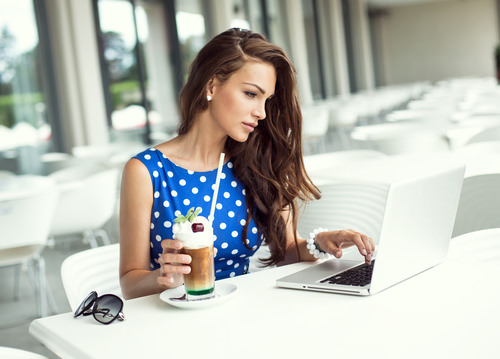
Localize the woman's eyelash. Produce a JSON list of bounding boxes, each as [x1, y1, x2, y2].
[[245, 91, 257, 98]]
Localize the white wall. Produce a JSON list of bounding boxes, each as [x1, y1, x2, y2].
[[375, 0, 499, 84]]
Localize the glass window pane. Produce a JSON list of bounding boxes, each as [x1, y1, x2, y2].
[[266, 0, 291, 55], [137, 0, 179, 137], [302, 0, 324, 100], [96, 0, 180, 142], [97, 0, 145, 136], [0, 0, 52, 173], [231, 0, 265, 34], [175, 0, 207, 84]]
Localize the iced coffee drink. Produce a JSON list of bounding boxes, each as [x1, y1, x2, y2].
[[173, 208, 215, 301]]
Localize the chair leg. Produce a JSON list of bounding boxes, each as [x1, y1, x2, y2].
[[46, 275, 59, 315], [95, 228, 111, 246], [85, 230, 99, 248], [13, 263, 21, 300], [34, 255, 48, 317]]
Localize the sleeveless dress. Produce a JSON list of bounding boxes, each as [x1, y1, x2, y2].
[[133, 148, 264, 280]]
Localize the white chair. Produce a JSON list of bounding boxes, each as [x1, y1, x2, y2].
[[301, 104, 329, 155], [61, 243, 121, 311], [249, 243, 272, 273], [452, 173, 500, 238], [49, 164, 119, 248], [40, 151, 97, 175], [446, 115, 500, 149], [0, 175, 59, 317], [351, 122, 450, 155], [465, 125, 500, 145], [455, 141, 500, 154], [303, 149, 387, 183], [297, 180, 388, 259], [326, 99, 359, 147], [0, 346, 49, 359]]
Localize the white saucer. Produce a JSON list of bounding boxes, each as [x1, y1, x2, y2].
[[160, 283, 238, 309]]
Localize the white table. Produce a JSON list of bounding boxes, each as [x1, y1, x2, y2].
[[30, 229, 500, 359]]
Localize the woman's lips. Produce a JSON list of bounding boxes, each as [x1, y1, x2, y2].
[[242, 122, 257, 132]]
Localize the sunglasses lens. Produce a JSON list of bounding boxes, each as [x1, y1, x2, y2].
[[93, 294, 123, 324], [74, 291, 97, 317]]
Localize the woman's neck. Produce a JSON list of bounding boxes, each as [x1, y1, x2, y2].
[[157, 114, 227, 171]]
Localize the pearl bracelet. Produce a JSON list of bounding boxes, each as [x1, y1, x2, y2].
[[306, 227, 333, 260]]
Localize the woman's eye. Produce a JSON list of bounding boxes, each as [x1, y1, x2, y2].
[[245, 91, 257, 98]]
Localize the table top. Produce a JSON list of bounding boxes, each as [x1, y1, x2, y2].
[[30, 229, 500, 359]]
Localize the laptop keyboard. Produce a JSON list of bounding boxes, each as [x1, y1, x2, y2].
[[320, 261, 375, 287]]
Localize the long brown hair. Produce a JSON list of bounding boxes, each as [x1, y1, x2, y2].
[[179, 28, 320, 265]]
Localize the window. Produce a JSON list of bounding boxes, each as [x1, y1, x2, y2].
[[0, 0, 57, 173], [266, 0, 291, 54], [302, 0, 325, 100], [230, 0, 267, 35], [95, 0, 178, 144], [175, 0, 207, 83]]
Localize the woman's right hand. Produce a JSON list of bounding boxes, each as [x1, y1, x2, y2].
[[157, 239, 192, 288]]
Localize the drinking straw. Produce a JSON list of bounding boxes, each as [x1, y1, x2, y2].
[[209, 152, 225, 223]]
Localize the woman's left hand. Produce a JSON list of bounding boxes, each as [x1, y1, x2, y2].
[[315, 229, 375, 264]]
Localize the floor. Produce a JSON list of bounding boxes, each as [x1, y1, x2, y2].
[[0, 240, 93, 357], [0, 214, 121, 358]]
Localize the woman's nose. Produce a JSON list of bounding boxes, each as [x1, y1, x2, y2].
[[253, 102, 266, 120]]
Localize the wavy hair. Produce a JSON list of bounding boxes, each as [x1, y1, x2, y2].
[[178, 28, 320, 265]]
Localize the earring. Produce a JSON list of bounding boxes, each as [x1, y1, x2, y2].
[[207, 95, 212, 102]]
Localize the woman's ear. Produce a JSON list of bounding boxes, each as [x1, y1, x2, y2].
[[206, 76, 217, 98]]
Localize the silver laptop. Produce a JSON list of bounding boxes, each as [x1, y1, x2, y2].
[[277, 162, 465, 296]]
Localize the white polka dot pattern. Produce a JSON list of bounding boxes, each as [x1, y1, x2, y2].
[[134, 148, 263, 280]]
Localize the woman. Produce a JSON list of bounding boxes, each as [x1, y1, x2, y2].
[[119, 28, 374, 300]]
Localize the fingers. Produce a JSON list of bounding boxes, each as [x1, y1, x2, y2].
[[158, 239, 191, 285], [320, 230, 375, 264], [161, 238, 183, 251], [346, 230, 374, 264]]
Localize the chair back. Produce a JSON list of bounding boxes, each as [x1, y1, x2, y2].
[[49, 165, 119, 236], [298, 180, 388, 247], [456, 141, 500, 154], [351, 122, 449, 155], [452, 173, 500, 237], [61, 243, 121, 311], [465, 125, 500, 145], [0, 176, 58, 250], [302, 104, 329, 138]]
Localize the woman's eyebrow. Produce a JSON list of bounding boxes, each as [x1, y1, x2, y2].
[[244, 82, 274, 97], [243, 82, 265, 94]]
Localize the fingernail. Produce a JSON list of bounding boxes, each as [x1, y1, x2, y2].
[[361, 249, 368, 256]]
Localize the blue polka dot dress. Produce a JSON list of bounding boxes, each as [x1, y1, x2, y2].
[[133, 148, 264, 280]]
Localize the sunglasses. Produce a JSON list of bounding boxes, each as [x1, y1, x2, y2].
[[74, 291, 125, 325]]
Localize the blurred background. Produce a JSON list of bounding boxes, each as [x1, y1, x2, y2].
[[1, 0, 500, 356], [0, 0, 499, 173]]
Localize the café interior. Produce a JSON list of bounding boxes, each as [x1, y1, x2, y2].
[[1, 0, 500, 357]]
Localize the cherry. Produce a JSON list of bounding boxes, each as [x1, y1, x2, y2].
[[191, 223, 204, 232]]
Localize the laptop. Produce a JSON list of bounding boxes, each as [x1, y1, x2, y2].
[[277, 161, 465, 296]]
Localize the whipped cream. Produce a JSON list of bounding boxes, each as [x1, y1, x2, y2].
[[172, 215, 214, 249]]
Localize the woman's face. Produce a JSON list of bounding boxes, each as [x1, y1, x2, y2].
[[207, 61, 276, 142]]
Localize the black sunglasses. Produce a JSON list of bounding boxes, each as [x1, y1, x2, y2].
[[74, 291, 125, 325]]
